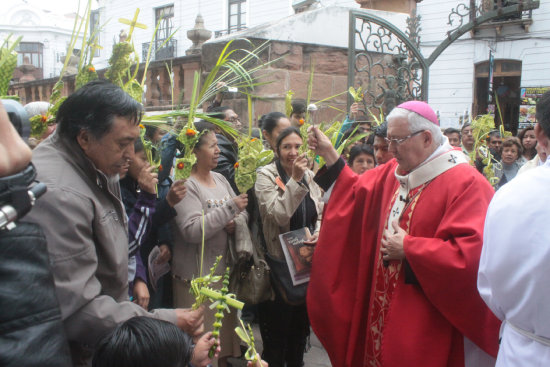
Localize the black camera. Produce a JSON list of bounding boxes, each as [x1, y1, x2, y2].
[[0, 99, 45, 230], [2, 99, 30, 140]]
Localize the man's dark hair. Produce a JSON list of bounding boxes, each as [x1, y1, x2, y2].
[[134, 138, 144, 154], [144, 125, 159, 140], [444, 128, 460, 136], [208, 106, 231, 120], [92, 317, 193, 367], [291, 100, 306, 116], [374, 121, 388, 138], [56, 79, 143, 141], [487, 130, 501, 140], [259, 112, 287, 134], [275, 126, 301, 153], [537, 91, 550, 137], [460, 123, 471, 132]]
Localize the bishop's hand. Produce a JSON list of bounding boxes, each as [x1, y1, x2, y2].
[[307, 126, 339, 166], [381, 220, 407, 261]]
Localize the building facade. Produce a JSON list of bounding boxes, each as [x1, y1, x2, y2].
[[417, 0, 549, 130], [91, 0, 359, 70], [0, 0, 78, 81]]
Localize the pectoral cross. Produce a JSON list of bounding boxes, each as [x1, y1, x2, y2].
[[118, 8, 147, 41], [448, 154, 457, 164]]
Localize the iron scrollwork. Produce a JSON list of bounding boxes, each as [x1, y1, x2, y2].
[[350, 11, 425, 116]]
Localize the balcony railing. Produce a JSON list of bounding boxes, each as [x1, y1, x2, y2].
[[142, 38, 177, 61]]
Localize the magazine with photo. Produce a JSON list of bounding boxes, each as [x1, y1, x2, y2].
[[279, 227, 315, 286]]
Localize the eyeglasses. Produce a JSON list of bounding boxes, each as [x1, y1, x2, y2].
[[384, 130, 425, 146], [227, 117, 240, 123]]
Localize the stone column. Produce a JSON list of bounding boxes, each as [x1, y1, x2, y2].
[[186, 14, 212, 56]]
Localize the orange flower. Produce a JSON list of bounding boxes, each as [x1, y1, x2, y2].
[[158, 164, 163, 172], [88, 66, 96, 73], [185, 129, 196, 137], [299, 119, 305, 126], [139, 124, 145, 129], [234, 162, 239, 168], [40, 115, 48, 123], [177, 162, 184, 170], [251, 138, 257, 142]]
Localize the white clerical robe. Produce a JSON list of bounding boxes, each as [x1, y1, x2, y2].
[[479, 159, 550, 366]]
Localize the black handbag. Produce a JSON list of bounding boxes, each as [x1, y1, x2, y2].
[[264, 252, 308, 306], [230, 244, 272, 305], [228, 216, 272, 305]]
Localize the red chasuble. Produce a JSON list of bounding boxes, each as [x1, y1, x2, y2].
[[307, 157, 500, 367]]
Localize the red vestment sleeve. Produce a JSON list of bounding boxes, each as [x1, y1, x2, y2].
[[403, 165, 500, 357], [308, 161, 397, 367]]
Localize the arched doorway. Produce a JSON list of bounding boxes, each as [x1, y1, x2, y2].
[[474, 59, 522, 134]]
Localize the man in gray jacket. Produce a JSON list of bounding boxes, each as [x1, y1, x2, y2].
[[26, 80, 204, 365]]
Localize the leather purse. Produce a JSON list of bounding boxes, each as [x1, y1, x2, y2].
[[227, 216, 272, 304], [230, 244, 272, 305]]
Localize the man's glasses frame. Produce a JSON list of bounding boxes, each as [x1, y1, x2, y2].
[[384, 130, 425, 146]]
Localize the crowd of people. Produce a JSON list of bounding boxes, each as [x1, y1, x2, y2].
[[1, 78, 549, 367]]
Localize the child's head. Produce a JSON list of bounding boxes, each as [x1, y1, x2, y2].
[[92, 317, 193, 367], [289, 100, 306, 127]]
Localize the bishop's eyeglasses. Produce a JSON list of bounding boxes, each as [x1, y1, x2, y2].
[[384, 130, 425, 146]]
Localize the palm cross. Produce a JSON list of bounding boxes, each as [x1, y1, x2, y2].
[[118, 8, 147, 41]]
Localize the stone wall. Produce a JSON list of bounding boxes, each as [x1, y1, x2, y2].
[[7, 38, 351, 127], [202, 38, 350, 127]]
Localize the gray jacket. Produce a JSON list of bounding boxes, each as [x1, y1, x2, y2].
[[25, 133, 176, 363], [255, 162, 323, 260]]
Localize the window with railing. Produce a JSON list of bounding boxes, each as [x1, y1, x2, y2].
[[16, 42, 43, 68], [144, 4, 176, 61], [228, 0, 246, 33], [156, 5, 174, 42]]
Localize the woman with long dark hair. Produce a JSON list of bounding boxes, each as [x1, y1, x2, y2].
[[518, 126, 537, 165], [255, 126, 323, 367]]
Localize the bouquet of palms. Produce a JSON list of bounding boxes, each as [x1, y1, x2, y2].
[[469, 103, 511, 187], [138, 124, 161, 172], [234, 136, 274, 194], [290, 63, 348, 160], [234, 94, 274, 193], [316, 121, 368, 168], [142, 39, 274, 180]]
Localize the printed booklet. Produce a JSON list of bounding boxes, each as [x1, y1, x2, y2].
[[279, 227, 315, 286]]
